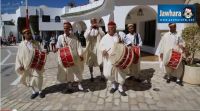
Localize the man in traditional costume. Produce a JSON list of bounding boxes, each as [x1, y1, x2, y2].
[[84, 18, 105, 81], [157, 23, 185, 86], [54, 22, 84, 93], [99, 21, 127, 96], [123, 24, 143, 82], [15, 29, 45, 99]]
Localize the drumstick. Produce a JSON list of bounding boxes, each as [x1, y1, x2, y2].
[[103, 48, 111, 58], [106, 48, 111, 52]]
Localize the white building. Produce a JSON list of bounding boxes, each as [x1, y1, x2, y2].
[[1, 0, 199, 54], [1, 5, 68, 41]]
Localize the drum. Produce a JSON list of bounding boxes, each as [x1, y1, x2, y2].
[[30, 49, 47, 71], [30, 49, 40, 69], [59, 46, 75, 68], [109, 43, 134, 69], [35, 51, 46, 70], [132, 46, 140, 64], [164, 49, 182, 70]]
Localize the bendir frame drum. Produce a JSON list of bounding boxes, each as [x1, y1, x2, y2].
[[109, 43, 134, 69]]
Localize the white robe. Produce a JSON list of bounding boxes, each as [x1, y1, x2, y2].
[[56, 34, 84, 83], [157, 31, 185, 78], [15, 40, 44, 90], [123, 33, 143, 46], [99, 33, 127, 84], [84, 27, 105, 66]]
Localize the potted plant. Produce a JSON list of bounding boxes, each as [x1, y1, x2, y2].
[[182, 25, 200, 85]]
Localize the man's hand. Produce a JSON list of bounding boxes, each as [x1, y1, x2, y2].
[[102, 50, 109, 57], [64, 43, 68, 47], [19, 66, 24, 71], [92, 24, 98, 29], [160, 53, 163, 61], [178, 45, 185, 52]]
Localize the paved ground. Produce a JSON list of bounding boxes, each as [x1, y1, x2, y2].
[[1, 46, 18, 96], [1, 51, 200, 111]]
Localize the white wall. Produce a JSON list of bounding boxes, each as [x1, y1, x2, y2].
[[39, 18, 63, 31], [62, 6, 69, 14], [2, 14, 17, 21], [40, 7, 63, 19], [114, 6, 135, 30], [39, 22, 63, 31], [102, 14, 112, 31]]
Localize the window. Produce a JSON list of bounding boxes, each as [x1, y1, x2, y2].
[[55, 16, 61, 22], [42, 15, 50, 22]]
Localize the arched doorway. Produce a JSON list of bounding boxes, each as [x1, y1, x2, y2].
[[72, 21, 87, 47], [125, 5, 158, 54], [72, 21, 87, 34], [98, 18, 106, 33]]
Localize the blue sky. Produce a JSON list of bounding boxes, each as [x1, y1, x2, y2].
[[1, 0, 89, 14]]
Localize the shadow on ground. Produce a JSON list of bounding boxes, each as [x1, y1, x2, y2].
[[42, 76, 107, 95], [124, 68, 155, 91], [42, 68, 155, 96]]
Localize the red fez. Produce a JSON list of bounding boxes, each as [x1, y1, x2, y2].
[[22, 28, 30, 34], [108, 21, 116, 26]]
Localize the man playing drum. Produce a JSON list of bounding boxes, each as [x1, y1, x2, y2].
[[157, 23, 185, 86], [84, 18, 105, 81], [54, 21, 84, 93], [123, 24, 143, 82], [99, 21, 127, 96], [15, 29, 46, 99]]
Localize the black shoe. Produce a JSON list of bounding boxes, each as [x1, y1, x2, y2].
[[39, 92, 45, 98], [30, 92, 39, 99], [128, 76, 134, 80], [118, 90, 127, 96], [135, 78, 142, 82], [110, 88, 118, 94], [176, 81, 184, 86], [166, 79, 171, 83], [61, 88, 73, 94], [90, 77, 94, 82]]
